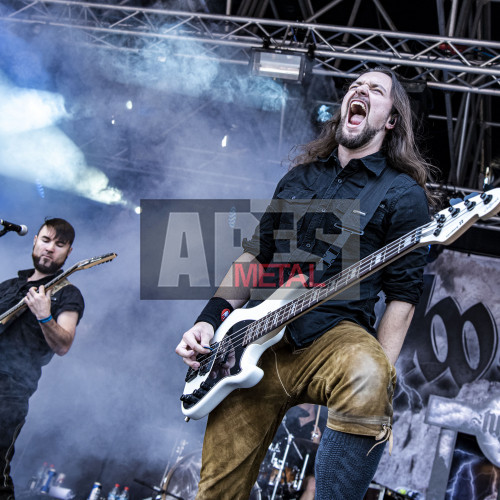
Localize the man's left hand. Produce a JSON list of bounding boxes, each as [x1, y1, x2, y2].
[[25, 285, 52, 320]]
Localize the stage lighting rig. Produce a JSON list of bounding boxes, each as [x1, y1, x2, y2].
[[250, 48, 308, 83]]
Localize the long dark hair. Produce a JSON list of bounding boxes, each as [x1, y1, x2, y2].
[[291, 68, 439, 207]]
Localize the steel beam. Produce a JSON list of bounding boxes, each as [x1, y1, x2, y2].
[[1, 0, 499, 95]]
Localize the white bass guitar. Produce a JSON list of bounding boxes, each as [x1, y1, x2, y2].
[[181, 190, 500, 420]]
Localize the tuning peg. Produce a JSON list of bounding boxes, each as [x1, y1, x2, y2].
[[480, 192, 493, 204], [464, 199, 476, 210], [449, 198, 463, 206]]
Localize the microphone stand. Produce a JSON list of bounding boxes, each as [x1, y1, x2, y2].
[[270, 417, 303, 500]]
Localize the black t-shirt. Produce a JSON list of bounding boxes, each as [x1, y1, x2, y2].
[[0, 269, 85, 394]]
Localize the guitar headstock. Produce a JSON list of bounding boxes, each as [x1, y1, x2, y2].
[[420, 189, 500, 246], [75, 252, 117, 270]]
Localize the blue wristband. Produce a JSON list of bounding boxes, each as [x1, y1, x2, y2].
[[38, 315, 53, 324]]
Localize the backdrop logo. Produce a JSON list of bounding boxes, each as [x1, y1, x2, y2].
[[140, 198, 359, 300], [399, 274, 498, 407]]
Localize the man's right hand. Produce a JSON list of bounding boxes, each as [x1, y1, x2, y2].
[[175, 321, 214, 370]]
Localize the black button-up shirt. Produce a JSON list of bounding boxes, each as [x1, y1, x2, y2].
[[0, 269, 85, 394], [242, 151, 430, 346]]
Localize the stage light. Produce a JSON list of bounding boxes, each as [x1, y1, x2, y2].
[[221, 135, 228, 148], [135, 206, 142, 215], [250, 49, 307, 82], [126, 100, 133, 110]]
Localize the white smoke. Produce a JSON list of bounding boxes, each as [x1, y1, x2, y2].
[[0, 70, 127, 206]]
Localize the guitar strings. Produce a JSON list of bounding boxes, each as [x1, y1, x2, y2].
[[194, 205, 478, 372]]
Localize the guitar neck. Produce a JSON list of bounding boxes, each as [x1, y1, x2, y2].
[[44, 263, 79, 290], [243, 225, 424, 344], [0, 264, 79, 325], [0, 252, 116, 328]]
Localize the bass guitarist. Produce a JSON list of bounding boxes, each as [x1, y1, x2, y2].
[[176, 69, 435, 499], [0, 218, 84, 500]]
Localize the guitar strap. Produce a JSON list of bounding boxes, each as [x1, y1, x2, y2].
[[50, 278, 71, 295], [313, 166, 401, 284]]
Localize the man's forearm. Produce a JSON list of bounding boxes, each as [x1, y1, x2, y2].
[[39, 311, 78, 356], [377, 300, 415, 365], [40, 320, 73, 355], [213, 252, 261, 309]]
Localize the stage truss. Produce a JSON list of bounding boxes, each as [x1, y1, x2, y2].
[[0, 0, 499, 215]]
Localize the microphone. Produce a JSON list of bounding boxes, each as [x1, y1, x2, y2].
[[0, 219, 28, 236]]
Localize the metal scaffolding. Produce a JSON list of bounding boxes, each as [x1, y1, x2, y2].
[[1, 1, 499, 95], [0, 0, 499, 196]]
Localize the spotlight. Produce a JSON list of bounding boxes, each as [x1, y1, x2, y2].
[[135, 206, 142, 215], [126, 100, 133, 110], [221, 135, 228, 148], [250, 49, 308, 82]]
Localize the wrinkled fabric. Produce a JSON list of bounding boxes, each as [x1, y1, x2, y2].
[[196, 321, 396, 500]]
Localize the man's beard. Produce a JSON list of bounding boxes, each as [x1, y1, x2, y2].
[[335, 116, 382, 150], [32, 253, 65, 275]]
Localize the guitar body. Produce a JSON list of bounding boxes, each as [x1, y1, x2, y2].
[[181, 285, 306, 420]]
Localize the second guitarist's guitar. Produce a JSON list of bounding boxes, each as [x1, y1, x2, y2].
[[181, 189, 500, 420], [0, 252, 117, 334]]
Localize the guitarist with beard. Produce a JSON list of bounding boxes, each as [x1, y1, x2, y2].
[[0, 218, 84, 500], [176, 69, 436, 499]]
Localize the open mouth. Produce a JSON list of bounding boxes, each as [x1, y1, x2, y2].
[[348, 99, 367, 126]]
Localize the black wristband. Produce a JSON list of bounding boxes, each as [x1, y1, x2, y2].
[[195, 297, 234, 331]]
